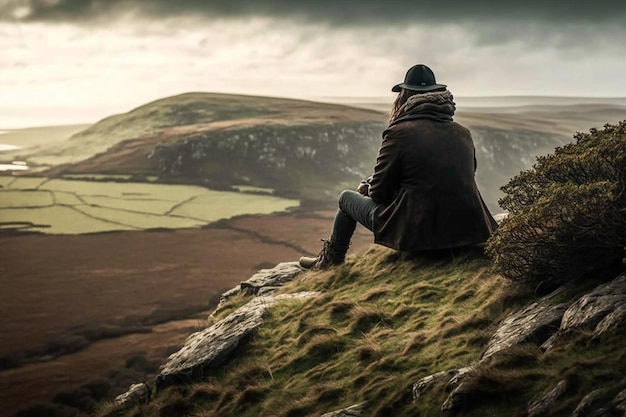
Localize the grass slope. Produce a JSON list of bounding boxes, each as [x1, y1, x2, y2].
[[97, 247, 625, 417]]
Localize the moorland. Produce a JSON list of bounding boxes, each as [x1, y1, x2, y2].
[[0, 93, 624, 416]]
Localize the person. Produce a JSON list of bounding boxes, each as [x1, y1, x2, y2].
[[299, 64, 498, 270]]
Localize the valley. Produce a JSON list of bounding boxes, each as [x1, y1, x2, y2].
[[0, 93, 624, 415]]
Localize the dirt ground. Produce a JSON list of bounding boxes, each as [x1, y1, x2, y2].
[[0, 207, 372, 416]]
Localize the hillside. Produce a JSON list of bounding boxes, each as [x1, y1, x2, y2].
[[95, 246, 626, 417], [14, 93, 384, 204], [6, 93, 599, 210]]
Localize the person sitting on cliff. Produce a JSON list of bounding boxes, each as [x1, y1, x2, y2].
[[299, 64, 498, 269]]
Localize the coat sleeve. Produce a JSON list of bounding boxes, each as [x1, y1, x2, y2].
[[368, 127, 403, 205]]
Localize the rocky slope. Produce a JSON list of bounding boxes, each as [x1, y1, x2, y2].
[[104, 247, 626, 417]]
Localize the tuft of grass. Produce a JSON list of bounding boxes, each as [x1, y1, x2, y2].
[[350, 306, 392, 335]]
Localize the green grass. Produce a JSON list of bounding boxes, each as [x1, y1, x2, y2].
[[0, 205, 136, 234], [168, 193, 299, 222], [0, 178, 299, 234], [0, 189, 53, 208], [101, 247, 626, 417], [97, 249, 505, 416], [4, 177, 48, 189]]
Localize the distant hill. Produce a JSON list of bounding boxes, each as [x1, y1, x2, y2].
[[29, 93, 386, 204], [11, 93, 623, 209]]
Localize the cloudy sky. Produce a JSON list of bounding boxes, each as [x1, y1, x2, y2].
[[1, 0, 625, 128]]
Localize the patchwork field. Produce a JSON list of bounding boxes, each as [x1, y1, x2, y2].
[[0, 177, 299, 234]]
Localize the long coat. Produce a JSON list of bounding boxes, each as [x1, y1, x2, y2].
[[368, 118, 498, 252]]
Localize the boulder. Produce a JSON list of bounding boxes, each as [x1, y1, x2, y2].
[[238, 262, 304, 295], [593, 304, 626, 338], [156, 291, 319, 390], [561, 273, 626, 331], [527, 379, 568, 417], [571, 389, 614, 417], [213, 262, 304, 315], [114, 382, 151, 409], [482, 299, 568, 360]]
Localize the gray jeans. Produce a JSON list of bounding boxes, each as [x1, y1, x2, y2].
[[331, 190, 379, 253]]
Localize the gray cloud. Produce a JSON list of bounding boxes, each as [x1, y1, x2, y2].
[[1, 0, 625, 24]]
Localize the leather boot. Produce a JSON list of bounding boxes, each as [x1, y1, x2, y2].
[[299, 239, 346, 270]]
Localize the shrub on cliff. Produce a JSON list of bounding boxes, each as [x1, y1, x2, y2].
[[487, 121, 626, 289]]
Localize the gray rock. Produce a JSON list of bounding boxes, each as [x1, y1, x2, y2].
[[413, 369, 461, 400], [412, 366, 474, 413], [614, 389, 626, 412], [527, 379, 568, 417], [560, 273, 626, 331], [572, 389, 613, 417], [593, 304, 626, 339], [212, 262, 304, 316], [539, 332, 559, 352], [320, 402, 369, 417], [114, 382, 151, 409], [482, 299, 568, 360], [522, 274, 626, 352], [239, 262, 304, 295], [156, 291, 319, 390], [440, 367, 475, 414]]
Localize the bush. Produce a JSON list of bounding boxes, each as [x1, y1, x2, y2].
[[487, 121, 626, 289]]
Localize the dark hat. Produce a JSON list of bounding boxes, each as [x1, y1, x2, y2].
[[392, 64, 447, 93]]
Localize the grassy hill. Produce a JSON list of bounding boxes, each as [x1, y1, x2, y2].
[[20, 93, 386, 204], [21, 92, 385, 167], [96, 247, 625, 417]]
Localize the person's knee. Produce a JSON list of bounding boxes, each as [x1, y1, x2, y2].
[[338, 190, 356, 211]]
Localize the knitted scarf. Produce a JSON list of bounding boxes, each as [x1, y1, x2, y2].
[[389, 90, 456, 127]]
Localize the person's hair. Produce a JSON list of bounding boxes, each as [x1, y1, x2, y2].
[[389, 89, 418, 123], [389, 87, 448, 123]]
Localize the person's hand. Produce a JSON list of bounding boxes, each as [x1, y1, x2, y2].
[[357, 178, 370, 196]]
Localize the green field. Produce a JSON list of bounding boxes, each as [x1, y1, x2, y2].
[[0, 177, 299, 234]]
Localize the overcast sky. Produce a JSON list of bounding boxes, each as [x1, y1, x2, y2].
[[1, 0, 625, 128]]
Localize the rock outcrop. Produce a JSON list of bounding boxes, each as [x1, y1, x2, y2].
[[481, 297, 569, 360], [155, 262, 310, 390], [115, 261, 311, 407], [560, 274, 626, 331], [114, 382, 151, 408], [412, 272, 626, 415], [217, 262, 305, 306], [527, 380, 568, 417], [156, 290, 319, 390]]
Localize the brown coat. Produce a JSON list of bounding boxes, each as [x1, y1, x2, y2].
[[368, 118, 497, 252]]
